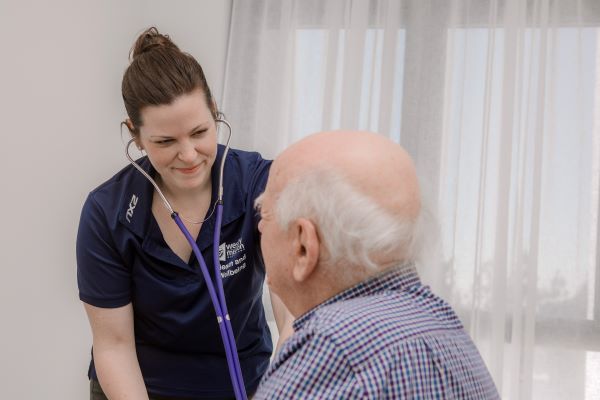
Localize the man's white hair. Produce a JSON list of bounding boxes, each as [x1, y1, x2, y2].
[[274, 168, 424, 271]]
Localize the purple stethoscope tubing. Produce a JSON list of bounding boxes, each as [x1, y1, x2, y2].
[[212, 204, 247, 394], [125, 117, 248, 400], [171, 209, 246, 400]]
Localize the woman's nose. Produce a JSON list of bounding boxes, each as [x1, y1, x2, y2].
[[177, 141, 197, 162]]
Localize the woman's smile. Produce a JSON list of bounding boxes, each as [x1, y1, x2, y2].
[[174, 163, 202, 175]]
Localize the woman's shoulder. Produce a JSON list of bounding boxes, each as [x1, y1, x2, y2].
[[84, 157, 152, 218], [224, 148, 272, 195], [91, 157, 151, 194], [225, 147, 272, 178], [226, 147, 270, 167]]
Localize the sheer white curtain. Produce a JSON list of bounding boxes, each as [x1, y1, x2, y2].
[[222, 0, 600, 399]]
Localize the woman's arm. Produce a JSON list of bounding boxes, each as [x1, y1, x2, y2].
[[269, 292, 294, 353], [84, 303, 149, 400]]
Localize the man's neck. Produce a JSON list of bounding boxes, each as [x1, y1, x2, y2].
[[292, 260, 406, 318], [291, 270, 367, 318]]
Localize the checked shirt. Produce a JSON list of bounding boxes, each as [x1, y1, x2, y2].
[[254, 263, 500, 399]]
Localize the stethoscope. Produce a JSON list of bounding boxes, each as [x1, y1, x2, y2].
[[125, 117, 248, 400]]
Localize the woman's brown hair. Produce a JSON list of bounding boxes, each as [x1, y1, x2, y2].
[[121, 27, 217, 135]]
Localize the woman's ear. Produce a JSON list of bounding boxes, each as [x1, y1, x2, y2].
[[290, 218, 320, 283], [211, 101, 219, 120], [123, 119, 143, 150], [122, 119, 135, 133]]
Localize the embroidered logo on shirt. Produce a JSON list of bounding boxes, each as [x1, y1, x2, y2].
[[219, 243, 227, 262], [219, 238, 245, 260], [219, 238, 247, 278], [125, 194, 139, 223]]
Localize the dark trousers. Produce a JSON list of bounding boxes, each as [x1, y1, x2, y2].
[[90, 379, 236, 400]]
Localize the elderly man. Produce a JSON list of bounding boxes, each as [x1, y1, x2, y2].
[[253, 131, 499, 399]]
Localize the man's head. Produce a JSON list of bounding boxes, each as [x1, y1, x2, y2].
[[256, 131, 422, 316]]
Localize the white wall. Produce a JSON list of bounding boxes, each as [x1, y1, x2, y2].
[[0, 1, 231, 398], [142, 0, 232, 105]]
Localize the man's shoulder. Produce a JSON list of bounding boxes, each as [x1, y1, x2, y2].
[[268, 290, 499, 399], [305, 287, 464, 361], [311, 285, 451, 329]]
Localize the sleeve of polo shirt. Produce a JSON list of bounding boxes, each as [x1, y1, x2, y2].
[[248, 152, 271, 225], [76, 193, 131, 308], [256, 333, 363, 399], [249, 152, 271, 199]]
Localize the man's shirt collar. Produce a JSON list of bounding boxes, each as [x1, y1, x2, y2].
[[293, 261, 420, 331]]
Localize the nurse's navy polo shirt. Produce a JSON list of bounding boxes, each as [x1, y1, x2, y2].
[[76, 145, 272, 398]]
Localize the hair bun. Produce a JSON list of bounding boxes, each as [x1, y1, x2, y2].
[[130, 27, 179, 60]]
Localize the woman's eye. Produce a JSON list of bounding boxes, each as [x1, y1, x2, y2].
[[155, 139, 173, 145], [193, 130, 208, 137]]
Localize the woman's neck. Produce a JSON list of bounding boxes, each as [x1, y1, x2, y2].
[[156, 176, 212, 210]]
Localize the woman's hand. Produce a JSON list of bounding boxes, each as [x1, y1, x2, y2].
[[269, 292, 294, 354]]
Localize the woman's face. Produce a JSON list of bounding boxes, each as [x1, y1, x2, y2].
[[136, 89, 217, 195]]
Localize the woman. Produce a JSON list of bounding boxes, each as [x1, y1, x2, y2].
[[77, 27, 290, 400]]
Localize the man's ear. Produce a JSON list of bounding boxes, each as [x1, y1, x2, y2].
[[290, 218, 319, 283]]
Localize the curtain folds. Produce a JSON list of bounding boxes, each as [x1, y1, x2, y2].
[[223, 1, 600, 399]]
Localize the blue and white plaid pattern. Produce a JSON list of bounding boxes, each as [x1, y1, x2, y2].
[[254, 263, 500, 399]]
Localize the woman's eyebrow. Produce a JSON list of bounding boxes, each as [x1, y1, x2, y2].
[[149, 123, 211, 139]]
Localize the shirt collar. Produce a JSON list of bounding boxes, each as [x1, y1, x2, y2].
[[293, 262, 420, 331], [195, 145, 244, 251], [118, 145, 244, 244]]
